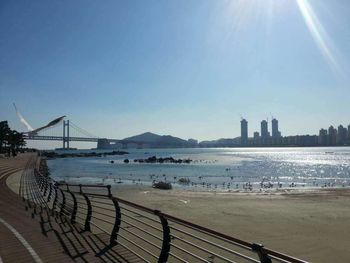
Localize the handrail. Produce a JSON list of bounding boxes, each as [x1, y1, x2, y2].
[[29, 168, 308, 263]]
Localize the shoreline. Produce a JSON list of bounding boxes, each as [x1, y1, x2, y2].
[[46, 146, 350, 192], [110, 183, 350, 198], [51, 174, 350, 194], [41, 150, 129, 159]]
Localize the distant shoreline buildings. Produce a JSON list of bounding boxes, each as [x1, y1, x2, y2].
[[318, 124, 350, 146], [97, 119, 350, 150], [240, 118, 350, 147]]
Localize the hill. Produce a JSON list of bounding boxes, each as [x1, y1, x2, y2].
[[123, 132, 197, 148]]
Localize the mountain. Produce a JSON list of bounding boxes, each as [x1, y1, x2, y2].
[[122, 132, 197, 148], [123, 132, 161, 143], [118, 132, 241, 148]]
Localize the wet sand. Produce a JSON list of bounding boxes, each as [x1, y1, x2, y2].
[[111, 185, 350, 263]]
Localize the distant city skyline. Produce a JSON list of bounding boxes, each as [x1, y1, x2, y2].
[[240, 117, 282, 141], [1, 0, 350, 149], [240, 117, 350, 147]]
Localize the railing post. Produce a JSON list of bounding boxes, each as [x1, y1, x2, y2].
[[252, 243, 272, 263], [67, 185, 77, 224], [107, 185, 112, 197], [106, 185, 122, 245], [80, 185, 92, 232], [155, 210, 171, 263], [109, 197, 121, 245]]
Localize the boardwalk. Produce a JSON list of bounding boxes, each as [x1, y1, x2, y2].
[[0, 154, 139, 263]]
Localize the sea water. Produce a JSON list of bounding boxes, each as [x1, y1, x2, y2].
[[47, 147, 350, 191]]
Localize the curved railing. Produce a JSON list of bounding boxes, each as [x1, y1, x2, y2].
[[33, 170, 308, 263]]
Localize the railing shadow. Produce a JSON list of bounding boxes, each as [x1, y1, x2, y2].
[[21, 163, 137, 263]]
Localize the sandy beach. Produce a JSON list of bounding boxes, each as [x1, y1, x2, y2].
[[110, 185, 350, 263]]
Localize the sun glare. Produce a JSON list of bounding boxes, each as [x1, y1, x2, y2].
[[296, 0, 342, 75], [222, 0, 343, 76], [224, 0, 277, 32]]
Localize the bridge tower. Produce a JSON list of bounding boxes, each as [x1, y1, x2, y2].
[[63, 120, 70, 149]]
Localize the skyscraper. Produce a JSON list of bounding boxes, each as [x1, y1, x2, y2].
[[271, 118, 281, 138], [318, 128, 328, 145], [240, 119, 248, 145], [253, 131, 260, 145], [328, 126, 337, 145], [253, 132, 259, 139], [337, 125, 347, 145], [261, 120, 269, 139]]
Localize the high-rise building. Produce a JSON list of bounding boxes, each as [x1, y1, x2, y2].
[[253, 132, 259, 139], [337, 125, 347, 145], [271, 118, 281, 138], [253, 131, 260, 145], [318, 128, 328, 145], [261, 120, 269, 139], [328, 126, 337, 145], [240, 119, 248, 145]]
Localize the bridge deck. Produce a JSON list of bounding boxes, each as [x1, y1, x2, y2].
[[0, 154, 141, 263]]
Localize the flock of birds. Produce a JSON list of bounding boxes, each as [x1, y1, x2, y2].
[[99, 164, 350, 191], [95, 157, 350, 191]]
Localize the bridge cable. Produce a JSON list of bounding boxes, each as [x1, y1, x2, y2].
[[69, 121, 99, 138], [70, 123, 95, 138]]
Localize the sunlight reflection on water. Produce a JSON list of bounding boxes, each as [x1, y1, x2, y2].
[[48, 147, 350, 191]]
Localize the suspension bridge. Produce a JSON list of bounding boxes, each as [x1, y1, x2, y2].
[[22, 119, 146, 149]]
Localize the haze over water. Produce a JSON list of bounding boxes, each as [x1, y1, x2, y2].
[[48, 147, 350, 191]]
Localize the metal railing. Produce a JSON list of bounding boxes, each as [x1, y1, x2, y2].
[[31, 170, 308, 263]]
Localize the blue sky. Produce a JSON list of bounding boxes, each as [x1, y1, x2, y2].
[[1, 0, 349, 148]]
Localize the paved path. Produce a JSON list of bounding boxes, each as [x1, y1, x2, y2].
[[0, 154, 141, 263]]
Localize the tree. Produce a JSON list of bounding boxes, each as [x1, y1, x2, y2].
[[0, 121, 11, 153], [7, 130, 26, 156], [0, 121, 26, 156]]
